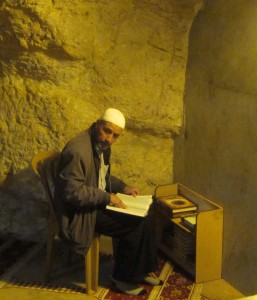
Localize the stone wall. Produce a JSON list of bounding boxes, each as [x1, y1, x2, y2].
[[0, 0, 203, 240]]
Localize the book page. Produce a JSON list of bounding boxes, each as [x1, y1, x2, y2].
[[117, 193, 152, 209], [106, 193, 153, 217]]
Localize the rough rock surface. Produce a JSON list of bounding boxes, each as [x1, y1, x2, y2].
[[0, 0, 203, 240]]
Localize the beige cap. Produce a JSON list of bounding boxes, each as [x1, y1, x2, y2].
[[99, 108, 126, 129]]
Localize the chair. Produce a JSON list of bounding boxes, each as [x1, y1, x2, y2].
[[32, 151, 99, 294]]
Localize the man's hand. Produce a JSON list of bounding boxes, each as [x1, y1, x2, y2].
[[110, 194, 127, 209], [124, 185, 139, 196]]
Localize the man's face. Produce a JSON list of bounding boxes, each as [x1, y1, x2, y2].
[[95, 120, 124, 151]]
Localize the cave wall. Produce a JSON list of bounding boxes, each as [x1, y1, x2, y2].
[[174, 0, 257, 295], [0, 0, 203, 240]]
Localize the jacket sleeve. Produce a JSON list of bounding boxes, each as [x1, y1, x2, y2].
[[56, 148, 110, 207], [109, 175, 127, 194]]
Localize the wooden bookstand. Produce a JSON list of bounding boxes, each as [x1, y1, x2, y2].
[[154, 183, 223, 283]]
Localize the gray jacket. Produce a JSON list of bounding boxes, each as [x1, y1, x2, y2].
[[54, 123, 126, 255]]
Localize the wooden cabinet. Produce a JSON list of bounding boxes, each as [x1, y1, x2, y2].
[[154, 183, 223, 283]]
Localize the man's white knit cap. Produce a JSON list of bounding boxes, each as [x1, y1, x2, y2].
[[99, 108, 126, 129]]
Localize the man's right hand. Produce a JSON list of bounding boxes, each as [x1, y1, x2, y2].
[[110, 194, 127, 209]]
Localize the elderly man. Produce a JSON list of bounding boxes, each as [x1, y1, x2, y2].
[[54, 108, 161, 295]]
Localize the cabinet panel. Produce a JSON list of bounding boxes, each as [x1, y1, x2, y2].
[[155, 183, 223, 283]]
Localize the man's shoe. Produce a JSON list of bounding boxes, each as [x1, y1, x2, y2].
[[112, 278, 147, 296], [139, 273, 164, 286]]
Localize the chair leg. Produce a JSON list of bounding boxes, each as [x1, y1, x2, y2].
[[85, 236, 99, 294], [45, 230, 55, 282], [45, 218, 57, 282]]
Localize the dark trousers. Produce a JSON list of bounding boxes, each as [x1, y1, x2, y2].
[[95, 205, 158, 282]]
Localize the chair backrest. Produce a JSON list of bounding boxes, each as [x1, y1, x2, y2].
[[32, 151, 61, 219]]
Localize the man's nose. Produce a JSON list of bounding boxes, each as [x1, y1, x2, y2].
[[106, 134, 113, 143]]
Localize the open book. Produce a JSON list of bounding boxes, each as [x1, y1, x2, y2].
[[106, 193, 153, 217]]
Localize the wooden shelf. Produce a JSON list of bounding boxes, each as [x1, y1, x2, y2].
[[155, 183, 223, 283], [171, 217, 193, 233]]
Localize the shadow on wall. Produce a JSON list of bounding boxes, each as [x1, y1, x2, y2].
[[0, 167, 49, 241]]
